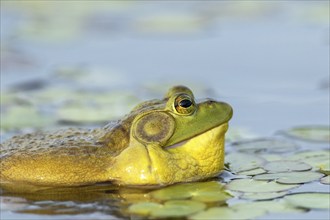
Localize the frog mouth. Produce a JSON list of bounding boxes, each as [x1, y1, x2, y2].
[[164, 123, 229, 150], [165, 139, 189, 150]]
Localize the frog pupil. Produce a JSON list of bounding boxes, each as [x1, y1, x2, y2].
[[179, 99, 192, 108]]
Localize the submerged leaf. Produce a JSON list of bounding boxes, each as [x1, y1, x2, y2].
[[284, 193, 330, 209]]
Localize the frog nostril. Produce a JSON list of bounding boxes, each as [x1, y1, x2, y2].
[[206, 99, 216, 105]]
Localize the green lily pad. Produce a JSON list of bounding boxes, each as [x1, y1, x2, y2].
[[320, 176, 330, 185], [281, 126, 330, 142], [0, 92, 25, 106], [288, 150, 330, 161], [191, 191, 232, 203], [238, 168, 267, 176], [231, 138, 298, 154], [226, 179, 299, 193], [226, 153, 266, 173], [260, 154, 283, 161], [1, 106, 55, 131], [284, 193, 330, 209], [319, 161, 330, 175], [150, 185, 192, 201], [232, 200, 302, 214], [240, 191, 288, 201], [57, 105, 120, 123], [287, 150, 330, 172], [225, 127, 258, 142], [190, 206, 266, 220], [150, 181, 225, 201], [135, 13, 205, 34], [150, 200, 206, 218], [253, 171, 324, 184], [128, 202, 162, 215], [263, 160, 312, 173]]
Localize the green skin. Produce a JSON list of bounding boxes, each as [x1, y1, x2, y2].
[[0, 86, 233, 190]]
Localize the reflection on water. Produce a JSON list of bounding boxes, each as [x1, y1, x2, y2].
[[1, 180, 227, 219]]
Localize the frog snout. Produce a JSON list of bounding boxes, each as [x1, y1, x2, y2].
[[205, 99, 217, 105]]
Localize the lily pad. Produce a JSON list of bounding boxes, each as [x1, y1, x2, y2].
[[226, 153, 266, 173], [320, 176, 330, 185], [319, 161, 330, 175], [150, 200, 206, 218], [191, 191, 232, 203], [225, 127, 258, 142], [232, 200, 302, 214], [1, 106, 55, 131], [284, 193, 330, 209], [190, 206, 266, 220], [281, 126, 330, 142], [260, 154, 283, 161], [226, 179, 299, 193], [253, 171, 324, 184], [263, 160, 312, 173], [150, 185, 192, 201], [231, 138, 298, 154], [238, 168, 267, 176], [128, 202, 162, 215], [57, 105, 120, 124], [135, 13, 206, 34], [287, 150, 330, 172], [240, 192, 288, 201], [150, 181, 225, 201]]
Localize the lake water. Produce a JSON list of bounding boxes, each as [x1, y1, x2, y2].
[[1, 1, 329, 220]]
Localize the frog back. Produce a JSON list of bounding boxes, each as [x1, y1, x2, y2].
[[0, 126, 122, 186]]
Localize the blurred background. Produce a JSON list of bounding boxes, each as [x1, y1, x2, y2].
[[1, 1, 329, 140]]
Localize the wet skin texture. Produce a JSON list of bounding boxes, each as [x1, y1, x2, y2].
[[0, 86, 233, 187]]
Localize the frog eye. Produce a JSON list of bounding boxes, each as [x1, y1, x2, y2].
[[174, 94, 196, 115]]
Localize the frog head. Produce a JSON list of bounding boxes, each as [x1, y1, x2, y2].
[[107, 85, 233, 186]]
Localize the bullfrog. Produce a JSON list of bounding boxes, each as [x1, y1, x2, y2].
[[0, 86, 232, 188]]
